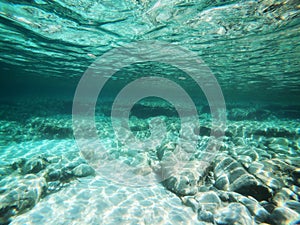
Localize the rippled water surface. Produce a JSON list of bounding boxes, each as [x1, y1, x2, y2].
[[1, 0, 300, 100]]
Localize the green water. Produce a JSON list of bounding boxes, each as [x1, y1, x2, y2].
[[0, 0, 300, 224]]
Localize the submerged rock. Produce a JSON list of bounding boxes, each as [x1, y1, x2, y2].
[[11, 158, 26, 171], [155, 141, 177, 161], [0, 166, 14, 181], [22, 157, 49, 174], [158, 157, 211, 196], [248, 159, 294, 191], [272, 187, 298, 206], [214, 155, 271, 201], [229, 192, 270, 223], [291, 168, 300, 186], [46, 169, 61, 181], [198, 209, 214, 223], [270, 206, 300, 225], [0, 175, 47, 224], [182, 191, 222, 214], [162, 170, 199, 196], [2, 152, 98, 222], [195, 191, 222, 212], [215, 203, 253, 225], [72, 164, 95, 177], [284, 201, 300, 214]]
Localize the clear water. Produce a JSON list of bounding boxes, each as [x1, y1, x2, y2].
[[0, 0, 300, 224]]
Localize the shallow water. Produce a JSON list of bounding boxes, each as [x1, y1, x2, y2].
[[0, 0, 300, 224]]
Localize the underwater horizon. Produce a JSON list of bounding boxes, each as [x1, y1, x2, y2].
[[0, 0, 300, 224]]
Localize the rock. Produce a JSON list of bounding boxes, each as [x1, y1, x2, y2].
[[214, 174, 230, 190], [65, 158, 87, 170], [155, 141, 176, 161], [155, 148, 210, 196], [215, 203, 253, 225], [0, 167, 14, 181], [159, 155, 212, 196], [233, 148, 260, 168], [260, 200, 276, 213], [268, 137, 290, 146], [182, 196, 199, 212], [46, 169, 61, 181], [229, 192, 270, 223], [195, 191, 222, 212], [270, 206, 299, 225], [268, 143, 291, 155], [162, 171, 198, 196], [247, 160, 285, 191], [198, 209, 214, 223], [11, 158, 26, 170], [214, 155, 271, 201], [291, 168, 300, 186], [0, 175, 47, 224], [72, 164, 95, 177], [291, 185, 300, 196], [215, 190, 230, 202], [272, 188, 298, 205], [182, 191, 222, 215], [284, 201, 300, 214], [22, 157, 49, 174]]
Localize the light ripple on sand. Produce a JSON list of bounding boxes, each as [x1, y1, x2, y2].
[[11, 175, 201, 225]]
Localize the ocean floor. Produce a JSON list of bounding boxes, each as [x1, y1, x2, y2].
[[0, 99, 300, 225]]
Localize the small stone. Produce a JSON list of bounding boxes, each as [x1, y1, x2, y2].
[[195, 191, 221, 212], [162, 172, 198, 196], [268, 143, 290, 154], [47, 170, 61, 181], [11, 158, 26, 170], [270, 206, 299, 225], [182, 196, 199, 212], [269, 137, 289, 146], [214, 174, 230, 190], [22, 157, 48, 174], [284, 201, 300, 214], [198, 209, 214, 223], [72, 164, 95, 177], [159, 159, 208, 196], [0, 175, 47, 223], [216, 190, 230, 202], [272, 188, 298, 205], [260, 200, 276, 214], [214, 155, 271, 201], [156, 141, 176, 161], [248, 160, 285, 191], [65, 157, 87, 170], [229, 192, 270, 223], [291, 185, 300, 196], [215, 203, 253, 225]]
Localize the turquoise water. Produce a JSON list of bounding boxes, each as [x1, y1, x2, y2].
[[0, 1, 300, 224]]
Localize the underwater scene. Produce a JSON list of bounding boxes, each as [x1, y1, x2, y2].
[[0, 0, 300, 224]]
